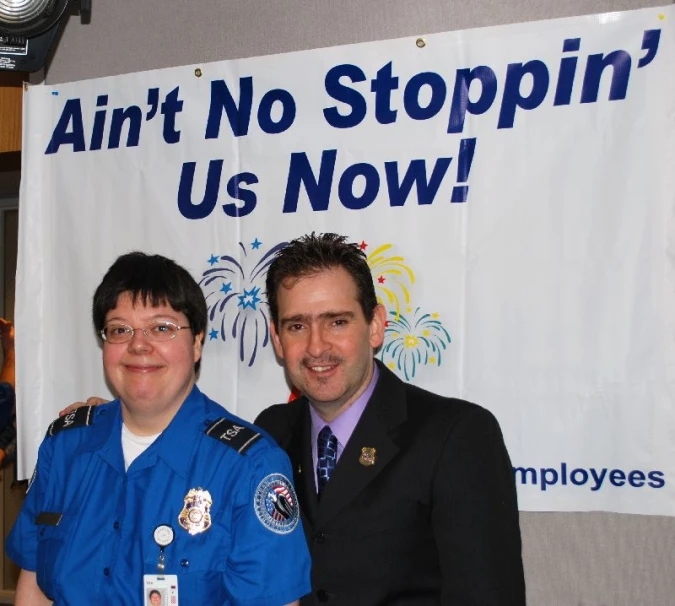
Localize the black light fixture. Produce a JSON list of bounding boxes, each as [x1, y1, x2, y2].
[[0, 0, 90, 72]]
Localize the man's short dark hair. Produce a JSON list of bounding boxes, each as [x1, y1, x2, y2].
[[92, 252, 207, 372], [266, 233, 377, 326], [149, 589, 161, 598]]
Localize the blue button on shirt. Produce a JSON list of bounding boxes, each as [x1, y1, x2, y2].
[[8, 386, 311, 605]]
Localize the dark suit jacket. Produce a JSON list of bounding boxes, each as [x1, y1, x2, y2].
[[255, 361, 525, 605]]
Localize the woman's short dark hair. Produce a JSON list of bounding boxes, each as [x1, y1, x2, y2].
[[266, 233, 377, 326], [92, 252, 207, 371]]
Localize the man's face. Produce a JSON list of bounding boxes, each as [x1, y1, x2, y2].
[[270, 267, 385, 421], [150, 592, 162, 605]]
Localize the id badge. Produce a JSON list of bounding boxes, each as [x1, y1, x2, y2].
[[143, 574, 179, 605]]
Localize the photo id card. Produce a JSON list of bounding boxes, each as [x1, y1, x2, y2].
[[143, 574, 179, 605]]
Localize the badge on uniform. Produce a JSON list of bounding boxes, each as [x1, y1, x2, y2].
[[254, 473, 299, 535], [359, 447, 377, 466], [178, 488, 212, 535]]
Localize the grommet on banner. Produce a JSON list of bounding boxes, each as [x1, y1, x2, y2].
[[195, 68, 203, 78], [416, 38, 426, 48]]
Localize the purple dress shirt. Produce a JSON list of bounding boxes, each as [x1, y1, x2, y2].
[[310, 364, 379, 493]]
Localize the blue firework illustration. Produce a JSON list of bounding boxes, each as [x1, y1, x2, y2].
[[379, 307, 451, 380], [200, 239, 287, 366]]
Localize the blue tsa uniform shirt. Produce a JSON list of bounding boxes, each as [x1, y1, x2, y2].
[[7, 386, 311, 605]]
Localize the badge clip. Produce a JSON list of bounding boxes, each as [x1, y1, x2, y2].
[[153, 524, 175, 574]]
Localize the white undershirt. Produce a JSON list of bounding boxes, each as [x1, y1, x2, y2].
[[121, 423, 161, 470]]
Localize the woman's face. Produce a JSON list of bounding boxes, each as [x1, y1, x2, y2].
[[103, 292, 203, 431]]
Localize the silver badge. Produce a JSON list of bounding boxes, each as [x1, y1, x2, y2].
[[178, 488, 213, 535]]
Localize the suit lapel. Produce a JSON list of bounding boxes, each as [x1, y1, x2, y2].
[[286, 400, 319, 525], [316, 362, 407, 528]]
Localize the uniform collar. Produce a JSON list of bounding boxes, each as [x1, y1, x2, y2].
[[150, 385, 205, 478], [94, 385, 206, 477]]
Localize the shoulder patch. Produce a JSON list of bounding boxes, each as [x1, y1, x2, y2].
[[205, 418, 261, 454], [254, 473, 300, 534], [45, 406, 96, 438]]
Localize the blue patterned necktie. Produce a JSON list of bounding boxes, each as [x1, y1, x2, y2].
[[316, 425, 338, 497]]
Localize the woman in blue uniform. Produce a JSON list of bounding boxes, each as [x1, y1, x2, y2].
[[8, 252, 311, 605]]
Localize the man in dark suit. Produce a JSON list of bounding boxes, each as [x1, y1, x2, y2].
[[256, 233, 525, 605]]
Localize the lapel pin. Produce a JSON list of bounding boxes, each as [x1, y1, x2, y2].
[[359, 447, 377, 467]]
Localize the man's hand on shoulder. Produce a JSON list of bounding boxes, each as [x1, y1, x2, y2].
[[59, 396, 109, 417]]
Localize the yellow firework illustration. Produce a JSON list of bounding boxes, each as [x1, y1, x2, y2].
[[367, 244, 415, 320]]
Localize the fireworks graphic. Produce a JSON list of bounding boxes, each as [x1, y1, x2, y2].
[[199, 239, 287, 366], [379, 307, 451, 381], [366, 243, 415, 320], [199, 237, 452, 378]]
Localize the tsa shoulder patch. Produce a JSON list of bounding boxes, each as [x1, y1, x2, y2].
[[45, 406, 95, 437], [204, 418, 261, 454], [254, 473, 300, 535]]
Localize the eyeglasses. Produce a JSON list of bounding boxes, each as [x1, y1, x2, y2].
[[100, 321, 191, 344]]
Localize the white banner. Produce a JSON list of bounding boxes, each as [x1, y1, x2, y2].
[[16, 5, 675, 515]]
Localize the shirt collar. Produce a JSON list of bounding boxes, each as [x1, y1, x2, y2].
[[310, 363, 379, 450], [97, 385, 205, 477], [151, 384, 205, 477]]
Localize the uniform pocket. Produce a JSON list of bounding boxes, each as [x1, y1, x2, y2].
[[35, 513, 73, 600], [168, 523, 229, 603]]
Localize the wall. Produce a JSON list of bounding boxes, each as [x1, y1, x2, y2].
[[0, 75, 22, 157], [32, 0, 675, 603], [0, 70, 22, 598]]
